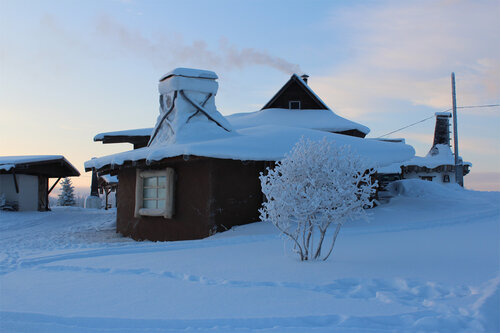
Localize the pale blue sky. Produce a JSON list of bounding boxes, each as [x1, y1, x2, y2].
[[1, 0, 499, 191]]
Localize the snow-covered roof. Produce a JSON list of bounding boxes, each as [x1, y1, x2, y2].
[[227, 108, 370, 135], [85, 125, 415, 171], [0, 155, 65, 166], [0, 155, 80, 177], [94, 128, 153, 141], [86, 68, 413, 172], [159, 68, 218, 82], [403, 144, 456, 169], [0, 164, 15, 171], [377, 162, 404, 174], [99, 174, 118, 184]]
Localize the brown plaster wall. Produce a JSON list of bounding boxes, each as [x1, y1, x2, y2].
[[210, 159, 269, 232], [115, 157, 271, 241]]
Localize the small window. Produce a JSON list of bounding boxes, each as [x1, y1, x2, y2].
[[289, 101, 301, 109], [443, 174, 450, 183], [420, 176, 433, 182], [135, 169, 174, 218]]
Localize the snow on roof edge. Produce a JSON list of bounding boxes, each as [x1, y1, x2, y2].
[[85, 125, 414, 173], [94, 128, 153, 141], [0, 155, 80, 176]]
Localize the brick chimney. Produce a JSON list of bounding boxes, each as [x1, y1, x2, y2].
[[432, 112, 452, 146], [301, 74, 309, 84]]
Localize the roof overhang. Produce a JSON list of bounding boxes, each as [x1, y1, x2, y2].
[[0, 156, 80, 178]]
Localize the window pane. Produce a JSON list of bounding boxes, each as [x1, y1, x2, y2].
[[158, 188, 167, 199], [143, 188, 157, 199], [157, 200, 166, 209], [144, 177, 157, 187], [158, 176, 167, 187], [143, 199, 157, 208]]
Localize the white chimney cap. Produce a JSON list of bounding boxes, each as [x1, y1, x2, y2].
[[159, 68, 218, 82]]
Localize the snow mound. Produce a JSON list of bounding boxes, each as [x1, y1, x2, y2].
[[387, 179, 470, 199]]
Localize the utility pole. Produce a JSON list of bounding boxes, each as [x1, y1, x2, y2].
[[451, 72, 464, 186]]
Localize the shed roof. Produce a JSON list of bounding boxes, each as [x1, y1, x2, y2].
[[0, 155, 80, 178]]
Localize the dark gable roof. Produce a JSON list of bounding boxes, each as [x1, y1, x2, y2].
[[0, 156, 80, 178], [261, 74, 329, 110], [94, 128, 152, 146]]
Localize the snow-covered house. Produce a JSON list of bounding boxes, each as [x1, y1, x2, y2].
[[402, 112, 471, 184], [85, 68, 414, 241], [0, 155, 80, 211]]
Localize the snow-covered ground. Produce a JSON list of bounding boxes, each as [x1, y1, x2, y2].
[[0, 181, 498, 332]]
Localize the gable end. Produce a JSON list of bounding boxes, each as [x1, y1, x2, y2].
[[261, 74, 329, 110]]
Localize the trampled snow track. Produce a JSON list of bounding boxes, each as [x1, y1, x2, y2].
[[35, 263, 473, 308], [0, 233, 278, 275], [0, 309, 481, 333]]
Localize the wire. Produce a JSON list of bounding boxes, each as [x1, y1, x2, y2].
[[377, 116, 435, 138], [457, 104, 500, 110], [376, 103, 500, 138]]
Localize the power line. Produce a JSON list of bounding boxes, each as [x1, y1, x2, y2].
[[377, 115, 435, 138], [376, 103, 500, 138], [457, 104, 500, 110]]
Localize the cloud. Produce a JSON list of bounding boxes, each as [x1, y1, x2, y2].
[[313, 0, 500, 116], [94, 16, 301, 75]]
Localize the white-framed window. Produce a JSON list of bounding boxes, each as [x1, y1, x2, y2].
[[289, 101, 301, 109], [134, 168, 174, 218]]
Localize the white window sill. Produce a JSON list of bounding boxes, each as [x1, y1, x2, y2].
[[139, 208, 167, 217]]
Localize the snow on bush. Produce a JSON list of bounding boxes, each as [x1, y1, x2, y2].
[[259, 137, 377, 261], [58, 178, 76, 206]]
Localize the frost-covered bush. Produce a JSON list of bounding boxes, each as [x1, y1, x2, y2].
[[58, 178, 76, 206], [259, 137, 377, 261]]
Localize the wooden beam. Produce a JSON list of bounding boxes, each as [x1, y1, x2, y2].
[[48, 177, 61, 195], [12, 172, 19, 193]]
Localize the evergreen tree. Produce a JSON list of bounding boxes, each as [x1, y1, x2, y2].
[[58, 178, 76, 206]]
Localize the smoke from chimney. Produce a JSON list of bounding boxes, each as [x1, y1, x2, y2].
[[95, 16, 302, 75]]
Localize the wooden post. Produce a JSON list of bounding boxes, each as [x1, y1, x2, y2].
[[451, 73, 464, 186], [105, 189, 110, 210]]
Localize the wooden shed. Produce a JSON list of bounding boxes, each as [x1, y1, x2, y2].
[[0, 156, 80, 211]]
